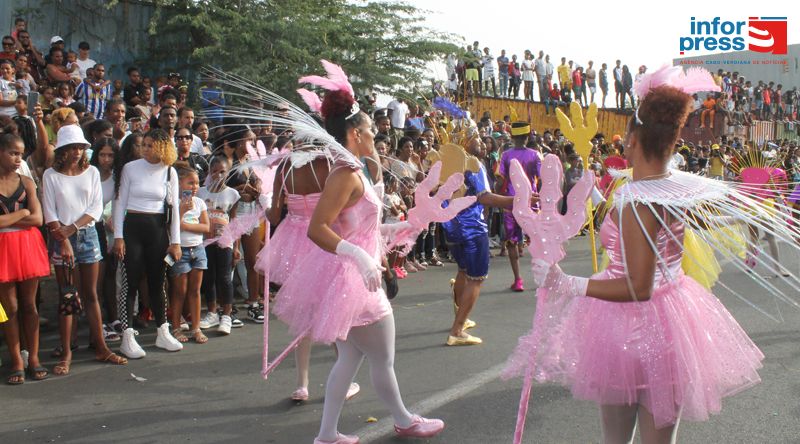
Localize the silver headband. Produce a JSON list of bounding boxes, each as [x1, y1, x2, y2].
[[634, 106, 643, 126], [345, 102, 360, 120]]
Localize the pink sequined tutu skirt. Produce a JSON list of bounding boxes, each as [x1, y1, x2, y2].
[[272, 249, 392, 344], [505, 273, 763, 428], [262, 215, 315, 285]]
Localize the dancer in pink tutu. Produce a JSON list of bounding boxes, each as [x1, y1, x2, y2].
[[266, 151, 361, 403], [503, 66, 799, 443], [271, 70, 444, 444]]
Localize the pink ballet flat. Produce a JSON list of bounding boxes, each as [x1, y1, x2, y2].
[[291, 387, 309, 401], [313, 433, 359, 444], [511, 278, 525, 292], [394, 415, 445, 438]]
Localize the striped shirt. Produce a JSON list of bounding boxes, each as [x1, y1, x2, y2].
[[75, 80, 112, 119]]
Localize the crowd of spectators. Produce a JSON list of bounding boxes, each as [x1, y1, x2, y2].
[[441, 41, 800, 125]]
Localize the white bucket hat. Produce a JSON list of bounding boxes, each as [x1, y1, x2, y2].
[[55, 125, 91, 151]]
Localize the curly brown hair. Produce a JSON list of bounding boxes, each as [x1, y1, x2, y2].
[[53, 145, 90, 172], [627, 85, 693, 161], [145, 128, 177, 166]]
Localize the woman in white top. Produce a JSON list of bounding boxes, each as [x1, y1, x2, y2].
[[521, 52, 536, 101], [113, 128, 183, 359], [43, 125, 128, 376], [89, 137, 121, 341]]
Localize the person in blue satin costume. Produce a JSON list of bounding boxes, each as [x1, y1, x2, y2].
[[442, 138, 527, 346]]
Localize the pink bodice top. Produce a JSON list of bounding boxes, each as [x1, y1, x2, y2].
[[599, 214, 685, 288]]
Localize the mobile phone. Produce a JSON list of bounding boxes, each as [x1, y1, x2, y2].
[[164, 254, 175, 266], [181, 190, 193, 201], [27, 91, 39, 117]]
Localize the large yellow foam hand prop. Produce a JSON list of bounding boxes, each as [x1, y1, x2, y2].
[[426, 143, 482, 198], [556, 102, 598, 167]]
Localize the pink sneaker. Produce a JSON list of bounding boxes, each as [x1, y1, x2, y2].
[[511, 278, 524, 292], [394, 415, 445, 438], [313, 433, 359, 444]]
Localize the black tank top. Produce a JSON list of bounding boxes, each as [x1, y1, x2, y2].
[[0, 174, 28, 215]]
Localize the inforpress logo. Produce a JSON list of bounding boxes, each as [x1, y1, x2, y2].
[[679, 17, 787, 55]]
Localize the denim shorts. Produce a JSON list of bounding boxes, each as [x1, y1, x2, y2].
[[49, 226, 103, 265], [170, 245, 208, 276]]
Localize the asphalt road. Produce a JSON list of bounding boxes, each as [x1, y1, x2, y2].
[[1, 238, 799, 444]]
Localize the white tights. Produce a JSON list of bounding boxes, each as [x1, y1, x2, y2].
[[600, 404, 680, 444], [317, 315, 413, 441]]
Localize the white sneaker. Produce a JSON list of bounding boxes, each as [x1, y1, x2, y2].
[[217, 315, 232, 335], [155, 323, 183, 352], [198, 312, 219, 329], [120, 328, 146, 359]]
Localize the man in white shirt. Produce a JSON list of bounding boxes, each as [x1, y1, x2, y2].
[[74, 41, 96, 80], [534, 50, 547, 102], [481, 47, 496, 97], [386, 98, 409, 132]]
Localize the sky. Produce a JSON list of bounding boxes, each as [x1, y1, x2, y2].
[[393, 0, 795, 104]]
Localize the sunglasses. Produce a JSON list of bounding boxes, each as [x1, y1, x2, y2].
[[2, 42, 14, 47], [176, 135, 192, 141]]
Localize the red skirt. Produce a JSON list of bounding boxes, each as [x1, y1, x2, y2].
[[0, 227, 50, 283]]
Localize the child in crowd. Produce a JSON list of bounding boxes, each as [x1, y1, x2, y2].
[[64, 51, 82, 84], [55, 82, 74, 108], [198, 156, 242, 333], [169, 161, 210, 344], [38, 86, 56, 114]]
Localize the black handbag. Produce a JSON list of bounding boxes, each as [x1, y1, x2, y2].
[[58, 264, 83, 317]]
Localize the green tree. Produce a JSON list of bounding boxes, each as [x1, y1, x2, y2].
[[147, 0, 459, 101]]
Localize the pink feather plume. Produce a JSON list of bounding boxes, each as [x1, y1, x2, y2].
[[297, 59, 354, 97], [296, 88, 323, 112], [634, 64, 720, 98], [672, 67, 721, 94]]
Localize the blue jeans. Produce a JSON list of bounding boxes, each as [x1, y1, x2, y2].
[[49, 226, 103, 265], [499, 73, 509, 97]]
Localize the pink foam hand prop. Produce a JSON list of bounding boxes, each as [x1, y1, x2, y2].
[[297, 59, 354, 97], [407, 161, 476, 229], [510, 156, 594, 265], [386, 162, 476, 252]]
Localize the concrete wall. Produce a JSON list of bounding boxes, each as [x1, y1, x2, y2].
[[673, 44, 799, 89], [3, 0, 187, 81]]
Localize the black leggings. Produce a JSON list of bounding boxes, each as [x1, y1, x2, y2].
[[121, 213, 169, 329], [202, 244, 233, 306]]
